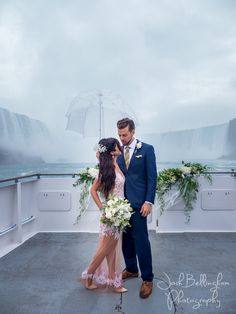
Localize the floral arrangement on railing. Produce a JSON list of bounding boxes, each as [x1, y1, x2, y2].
[[156, 161, 212, 223], [73, 165, 99, 223], [74, 161, 212, 224]]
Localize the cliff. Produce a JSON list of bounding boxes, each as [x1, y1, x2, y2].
[[0, 107, 50, 164]]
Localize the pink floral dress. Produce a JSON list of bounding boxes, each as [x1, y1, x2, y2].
[[80, 171, 125, 289]]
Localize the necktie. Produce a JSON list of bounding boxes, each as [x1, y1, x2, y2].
[[124, 146, 130, 169]]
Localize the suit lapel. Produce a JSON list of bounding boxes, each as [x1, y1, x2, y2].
[[129, 149, 136, 168], [118, 153, 127, 174]]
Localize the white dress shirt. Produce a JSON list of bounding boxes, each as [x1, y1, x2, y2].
[[124, 138, 137, 163]]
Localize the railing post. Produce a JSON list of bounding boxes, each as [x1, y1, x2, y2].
[[16, 182, 22, 243]]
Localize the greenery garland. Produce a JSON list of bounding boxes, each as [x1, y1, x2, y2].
[[73, 165, 99, 224], [74, 161, 212, 225], [156, 161, 212, 223]]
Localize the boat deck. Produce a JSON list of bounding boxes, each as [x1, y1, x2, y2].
[[0, 232, 235, 314]]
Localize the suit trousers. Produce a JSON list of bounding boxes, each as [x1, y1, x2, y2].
[[122, 208, 154, 282]]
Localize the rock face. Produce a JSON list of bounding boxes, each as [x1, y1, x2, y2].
[[0, 107, 50, 164], [0, 107, 50, 144], [142, 119, 236, 161], [218, 118, 236, 159], [225, 119, 236, 159]]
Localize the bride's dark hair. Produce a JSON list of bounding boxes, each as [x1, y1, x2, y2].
[[98, 137, 122, 199]]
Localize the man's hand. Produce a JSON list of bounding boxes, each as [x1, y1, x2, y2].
[[140, 202, 152, 217]]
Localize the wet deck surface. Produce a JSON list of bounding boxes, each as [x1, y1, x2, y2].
[[0, 232, 235, 314]]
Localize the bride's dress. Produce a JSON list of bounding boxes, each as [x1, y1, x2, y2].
[[80, 171, 125, 288]]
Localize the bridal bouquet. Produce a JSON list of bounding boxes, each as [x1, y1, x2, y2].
[[73, 165, 99, 223], [100, 196, 133, 232]]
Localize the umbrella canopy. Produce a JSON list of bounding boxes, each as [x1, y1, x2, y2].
[[65, 91, 138, 139]]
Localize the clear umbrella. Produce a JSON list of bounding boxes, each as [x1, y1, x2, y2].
[[65, 90, 138, 139]]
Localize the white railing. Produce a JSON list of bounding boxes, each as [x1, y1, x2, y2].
[[0, 175, 40, 242], [0, 217, 35, 237], [0, 172, 236, 258], [0, 224, 17, 237], [0, 173, 77, 257]]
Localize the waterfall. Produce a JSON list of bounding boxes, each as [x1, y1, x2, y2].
[[0, 107, 51, 164], [0, 107, 50, 145], [142, 122, 231, 161]]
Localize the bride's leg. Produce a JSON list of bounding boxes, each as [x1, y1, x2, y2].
[[87, 235, 118, 275], [81, 234, 119, 289], [106, 248, 116, 279], [83, 244, 109, 289], [106, 238, 127, 292]]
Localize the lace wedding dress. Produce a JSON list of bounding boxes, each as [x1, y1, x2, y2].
[[80, 171, 125, 289]]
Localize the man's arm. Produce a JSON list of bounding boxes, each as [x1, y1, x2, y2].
[[145, 145, 157, 203], [140, 145, 157, 217]]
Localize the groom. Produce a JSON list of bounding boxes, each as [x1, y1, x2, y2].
[[117, 118, 157, 298]]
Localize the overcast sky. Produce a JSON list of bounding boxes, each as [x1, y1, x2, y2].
[[1, 0, 236, 153]]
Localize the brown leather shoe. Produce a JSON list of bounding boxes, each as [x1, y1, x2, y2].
[[139, 281, 153, 298], [122, 270, 139, 280]]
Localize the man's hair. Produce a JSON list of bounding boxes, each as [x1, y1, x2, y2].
[[117, 118, 135, 132]]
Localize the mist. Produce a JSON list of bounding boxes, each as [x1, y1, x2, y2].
[[1, 0, 236, 162]]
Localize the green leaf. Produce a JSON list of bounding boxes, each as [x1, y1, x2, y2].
[[156, 161, 212, 223]]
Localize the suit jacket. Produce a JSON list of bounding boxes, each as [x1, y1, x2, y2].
[[117, 140, 157, 208]]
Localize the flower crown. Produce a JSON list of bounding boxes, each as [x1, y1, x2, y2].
[[94, 143, 107, 153]]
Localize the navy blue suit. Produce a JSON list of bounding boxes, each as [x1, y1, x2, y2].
[[117, 140, 157, 282]]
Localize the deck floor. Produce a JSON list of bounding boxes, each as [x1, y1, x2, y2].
[[0, 232, 235, 314]]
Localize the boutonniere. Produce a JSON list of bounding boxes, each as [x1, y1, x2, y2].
[[136, 142, 142, 150], [134, 141, 142, 154], [136, 154, 142, 158]]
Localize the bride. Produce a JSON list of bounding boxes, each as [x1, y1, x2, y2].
[[80, 137, 127, 293]]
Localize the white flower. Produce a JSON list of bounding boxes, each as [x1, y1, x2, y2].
[[136, 142, 142, 150], [114, 220, 120, 227], [136, 154, 142, 158], [105, 211, 112, 219], [88, 167, 99, 178], [100, 195, 133, 231], [107, 199, 114, 206], [124, 212, 131, 219], [94, 143, 107, 153], [179, 166, 192, 175], [80, 168, 87, 174]]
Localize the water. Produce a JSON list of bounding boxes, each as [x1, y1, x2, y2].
[[0, 162, 93, 180], [1, 159, 236, 180]]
